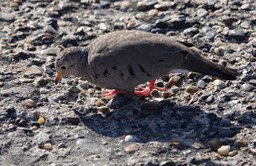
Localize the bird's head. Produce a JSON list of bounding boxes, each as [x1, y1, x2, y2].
[[55, 47, 88, 84]]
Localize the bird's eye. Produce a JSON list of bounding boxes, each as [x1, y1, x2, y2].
[[61, 66, 66, 70]]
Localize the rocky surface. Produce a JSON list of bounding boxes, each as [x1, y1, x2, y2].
[[0, 0, 256, 165]]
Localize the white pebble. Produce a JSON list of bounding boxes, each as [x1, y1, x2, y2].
[[213, 79, 226, 89], [218, 145, 231, 156], [124, 135, 139, 142]]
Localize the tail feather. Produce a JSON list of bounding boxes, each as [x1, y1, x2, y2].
[[182, 47, 238, 80]]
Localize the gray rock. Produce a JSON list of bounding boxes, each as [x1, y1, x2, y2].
[[184, 27, 199, 36], [227, 29, 246, 41], [240, 21, 250, 29], [0, 12, 16, 22], [213, 79, 226, 89], [241, 83, 255, 92], [197, 80, 206, 89]]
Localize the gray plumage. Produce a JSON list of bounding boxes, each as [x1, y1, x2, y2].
[[55, 30, 238, 91]]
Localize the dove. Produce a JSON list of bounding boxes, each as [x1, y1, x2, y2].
[[55, 30, 238, 97]]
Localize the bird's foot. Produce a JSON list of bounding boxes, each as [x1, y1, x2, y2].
[[134, 80, 166, 97], [101, 89, 127, 97]]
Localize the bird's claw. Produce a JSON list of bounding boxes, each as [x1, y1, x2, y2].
[[101, 89, 127, 97]]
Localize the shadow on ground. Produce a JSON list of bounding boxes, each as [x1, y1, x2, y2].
[[73, 95, 241, 144]]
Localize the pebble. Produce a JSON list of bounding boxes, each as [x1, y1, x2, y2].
[[205, 95, 214, 103], [249, 79, 256, 86], [184, 27, 199, 37], [197, 8, 208, 17], [136, 0, 157, 11], [227, 29, 246, 41], [228, 150, 238, 157], [169, 140, 183, 149], [24, 65, 44, 78], [197, 80, 206, 89], [213, 79, 226, 90], [21, 99, 36, 109], [124, 143, 140, 153], [240, 21, 250, 29], [0, 12, 16, 22], [43, 143, 53, 151], [185, 86, 199, 94], [217, 145, 231, 156], [241, 83, 255, 92], [114, 1, 132, 11], [38, 117, 46, 125], [124, 135, 140, 142], [167, 75, 181, 88]]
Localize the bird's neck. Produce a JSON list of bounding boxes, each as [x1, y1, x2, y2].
[[73, 61, 92, 82]]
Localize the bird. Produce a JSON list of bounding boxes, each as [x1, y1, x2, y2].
[[55, 30, 238, 97]]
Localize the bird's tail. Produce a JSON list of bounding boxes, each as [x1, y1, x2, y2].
[[181, 47, 238, 80]]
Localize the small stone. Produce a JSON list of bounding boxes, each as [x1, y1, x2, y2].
[[154, 2, 173, 11], [43, 143, 53, 151], [114, 1, 132, 10], [197, 8, 208, 17], [124, 143, 140, 153], [213, 47, 225, 56], [197, 80, 206, 89], [124, 135, 140, 142], [217, 145, 231, 156], [228, 150, 238, 157], [205, 96, 214, 103], [19, 78, 34, 83], [213, 79, 226, 90], [240, 21, 250, 29], [169, 140, 183, 149], [21, 99, 36, 109], [249, 79, 256, 86], [148, 9, 159, 17], [38, 117, 46, 125], [241, 83, 255, 92], [57, 142, 66, 149], [24, 65, 44, 78], [0, 12, 16, 22], [241, 4, 251, 10], [137, 0, 157, 11], [184, 27, 199, 36], [167, 75, 181, 88], [185, 86, 199, 95], [227, 29, 246, 41], [208, 139, 221, 152]]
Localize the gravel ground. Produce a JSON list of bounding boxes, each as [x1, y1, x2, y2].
[[0, 0, 256, 165]]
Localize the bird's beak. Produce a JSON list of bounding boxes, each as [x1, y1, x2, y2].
[[54, 71, 63, 85]]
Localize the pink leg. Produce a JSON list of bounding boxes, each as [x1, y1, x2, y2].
[[134, 80, 166, 97], [101, 89, 127, 97]]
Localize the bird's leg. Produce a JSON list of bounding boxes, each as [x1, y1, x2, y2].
[[101, 89, 127, 97], [134, 80, 166, 96]]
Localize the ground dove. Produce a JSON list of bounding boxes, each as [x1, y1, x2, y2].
[[55, 30, 238, 96]]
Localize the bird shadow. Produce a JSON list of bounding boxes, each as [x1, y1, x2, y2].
[[73, 95, 242, 145]]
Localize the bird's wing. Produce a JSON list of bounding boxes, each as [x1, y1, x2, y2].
[[87, 30, 188, 90]]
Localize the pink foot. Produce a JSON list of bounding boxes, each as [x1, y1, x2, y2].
[[101, 89, 127, 97], [134, 80, 166, 97]]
